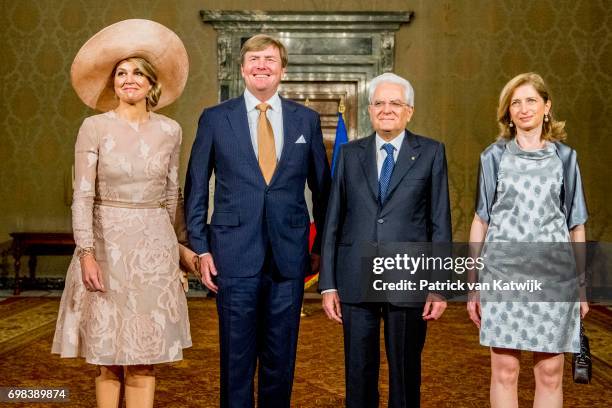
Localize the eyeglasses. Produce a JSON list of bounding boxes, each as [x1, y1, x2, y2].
[[370, 100, 410, 111]]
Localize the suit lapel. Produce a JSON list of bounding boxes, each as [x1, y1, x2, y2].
[[384, 130, 421, 202], [358, 134, 379, 203], [226, 96, 263, 180], [269, 97, 300, 185]]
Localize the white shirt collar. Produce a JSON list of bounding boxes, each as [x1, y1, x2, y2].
[[244, 88, 282, 113], [375, 130, 405, 153]]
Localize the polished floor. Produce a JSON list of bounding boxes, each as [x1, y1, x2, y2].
[[0, 296, 610, 407]]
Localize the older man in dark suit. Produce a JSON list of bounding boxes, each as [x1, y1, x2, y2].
[[319, 72, 451, 408], [185, 35, 330, 408]]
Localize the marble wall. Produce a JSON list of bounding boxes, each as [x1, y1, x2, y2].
[[1, 1, 610, 276]]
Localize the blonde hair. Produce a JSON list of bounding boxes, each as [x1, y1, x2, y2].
[[497, 72, 566, 142], [240, 34, 288, 68], [113, 57, 161, 110]]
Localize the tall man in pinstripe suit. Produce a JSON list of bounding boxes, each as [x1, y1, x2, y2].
[[185, 34, 331, 408]]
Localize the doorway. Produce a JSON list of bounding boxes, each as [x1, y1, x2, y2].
[[280, 81, 358, 162]]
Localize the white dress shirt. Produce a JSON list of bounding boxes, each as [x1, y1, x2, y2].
[[375, 131, 404, 178], [322, 130, 405, 294], [244, 88, 284, 160]]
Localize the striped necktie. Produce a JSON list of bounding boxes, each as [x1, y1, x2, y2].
[[378, 143, 395, 204]]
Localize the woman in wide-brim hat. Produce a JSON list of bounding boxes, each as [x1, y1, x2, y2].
[[52, 19, 192, 408]]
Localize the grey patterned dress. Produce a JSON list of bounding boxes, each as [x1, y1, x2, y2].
[[479, 138, 580, 353]]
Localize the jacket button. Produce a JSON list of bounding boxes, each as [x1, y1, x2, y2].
[[377, 218, 384, 224]]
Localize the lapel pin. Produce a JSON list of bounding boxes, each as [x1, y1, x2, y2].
[[411, 156, 415, 160]]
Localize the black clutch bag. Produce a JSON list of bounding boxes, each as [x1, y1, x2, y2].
[[572, 321, 592, 384]]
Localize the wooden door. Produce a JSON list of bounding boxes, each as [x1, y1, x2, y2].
[[279, 81, 358, 163]]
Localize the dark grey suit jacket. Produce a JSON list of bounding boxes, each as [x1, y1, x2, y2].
[[319, 130, 452, 304]]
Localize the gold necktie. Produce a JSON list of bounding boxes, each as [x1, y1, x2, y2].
[[256, 103, 276, 184]]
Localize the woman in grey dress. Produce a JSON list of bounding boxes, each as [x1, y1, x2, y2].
[[466, 73, 589, 408]]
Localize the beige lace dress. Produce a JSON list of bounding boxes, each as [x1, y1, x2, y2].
[[52, 111, 192, 365]]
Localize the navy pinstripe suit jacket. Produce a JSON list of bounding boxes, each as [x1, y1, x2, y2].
[[185, 94, 331, 279]]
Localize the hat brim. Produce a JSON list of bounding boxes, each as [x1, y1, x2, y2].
[[71, 19, 189, 112]]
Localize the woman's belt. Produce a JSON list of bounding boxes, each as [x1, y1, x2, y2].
[[94, 199, 167, 209]]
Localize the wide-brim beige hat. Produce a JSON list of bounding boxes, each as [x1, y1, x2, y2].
[[71, 19, 189, 111]]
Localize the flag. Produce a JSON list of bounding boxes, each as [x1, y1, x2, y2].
[[305, 111, 349, 291], [331, 112, 348, 175]]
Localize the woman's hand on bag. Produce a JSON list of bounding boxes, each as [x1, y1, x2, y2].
[[580, 301, 589, 319], [467, 290, 481, 328], [80, 255, 106, 292]]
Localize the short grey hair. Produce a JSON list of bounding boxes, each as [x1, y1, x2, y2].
[[368, 72, 415, 107]]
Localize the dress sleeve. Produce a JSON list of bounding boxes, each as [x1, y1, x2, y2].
[[568, 156, 588, 229], [475, 153, 491, 224], [164, 124, 182, 227], [71, 117, 98, 249], [173, 188, 189, 246]]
